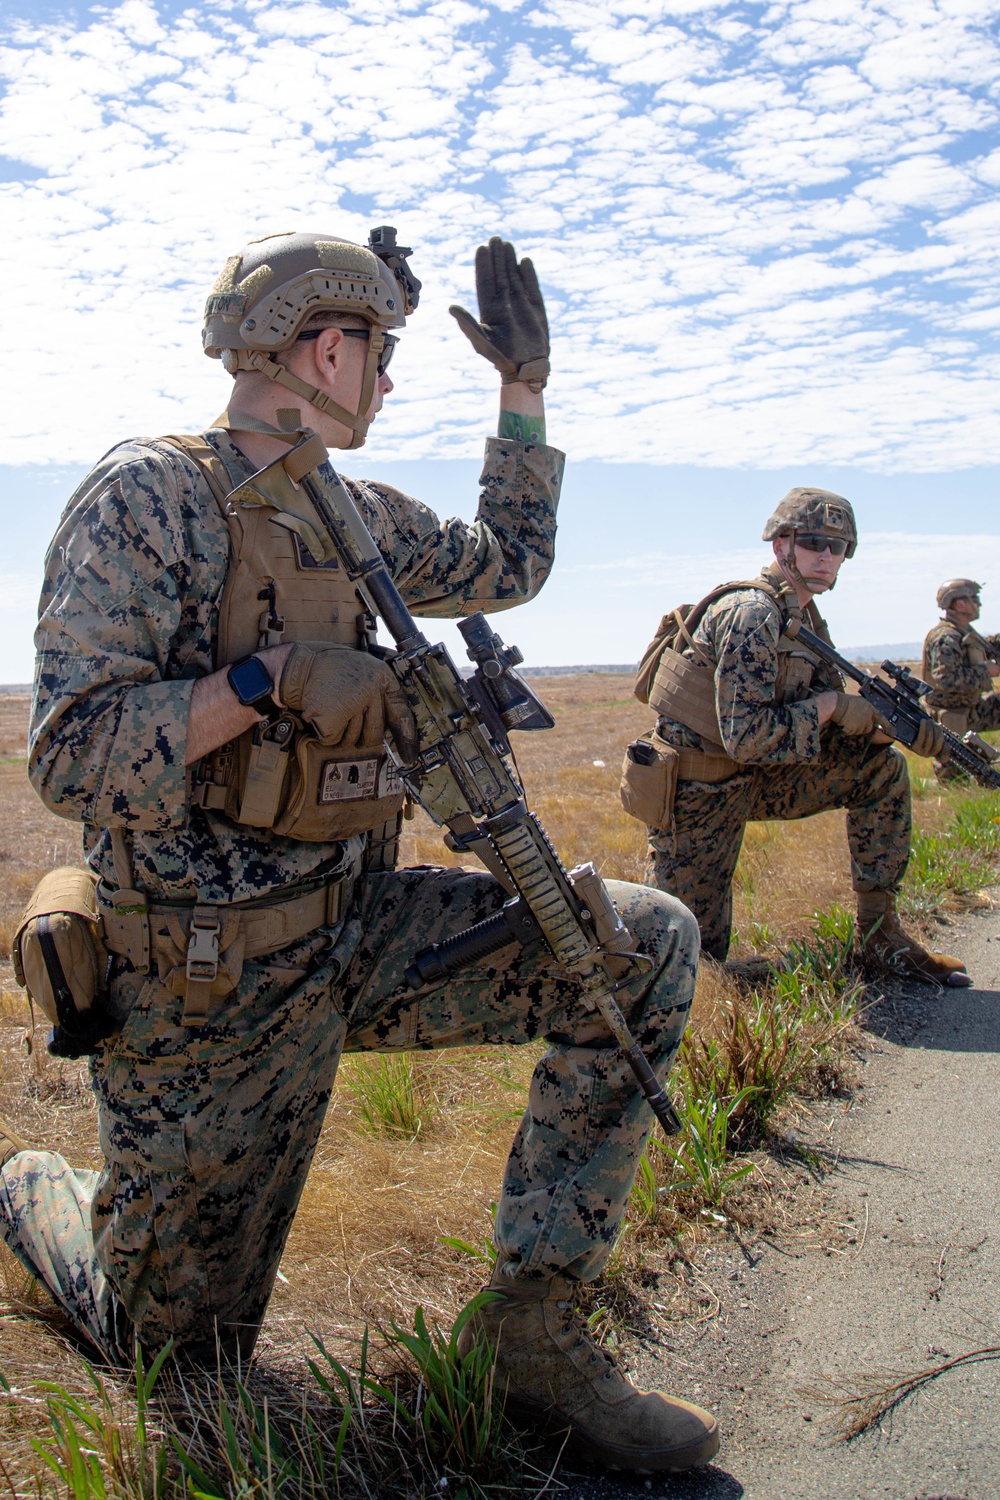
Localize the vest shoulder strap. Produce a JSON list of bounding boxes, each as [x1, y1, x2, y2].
[[156, 433, 234, 517]]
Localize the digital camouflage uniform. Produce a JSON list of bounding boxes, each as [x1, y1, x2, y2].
[[2, 429, 698, 1365], [647, 565, 911, 961], [922, 619, 1000, 781]]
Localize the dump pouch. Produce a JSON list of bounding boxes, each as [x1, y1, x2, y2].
[[12, 867, 114, 1055], [619, 733, 679, 830]]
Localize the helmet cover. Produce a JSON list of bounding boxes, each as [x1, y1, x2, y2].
[[201, 227, 419, 450], [203, 231, 411, 361], [937, 578, 981, 611], [762, 487, 857, 559]]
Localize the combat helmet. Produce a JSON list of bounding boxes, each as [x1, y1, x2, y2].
[[762, 488, 857, 558], [937, 578, 981, 611], [203, 227, 421, 449]]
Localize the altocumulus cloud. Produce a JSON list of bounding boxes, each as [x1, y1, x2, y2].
[[1, 0, 999, 469]]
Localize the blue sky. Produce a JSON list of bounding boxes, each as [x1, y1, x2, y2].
[[2, 0, 999, 679]]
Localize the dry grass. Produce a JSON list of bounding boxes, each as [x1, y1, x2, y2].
[[803, 1344, 1000, 1441], [0, 678, 995, 1494]]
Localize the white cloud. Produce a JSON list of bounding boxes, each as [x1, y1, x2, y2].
[[0, 0, 998, 470]]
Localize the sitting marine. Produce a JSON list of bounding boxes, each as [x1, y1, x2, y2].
[[0, 229, 718, 1474], [624, 489, 971, 987], [922, 579, 1000, 783]]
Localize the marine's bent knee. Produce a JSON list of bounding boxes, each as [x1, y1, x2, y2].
[[873, 745, 910, 794], [605, 881, 700, 985]]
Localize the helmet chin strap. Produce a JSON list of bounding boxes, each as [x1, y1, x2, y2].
[[237, 329, 385, 452], [779, 535, 837, 595]]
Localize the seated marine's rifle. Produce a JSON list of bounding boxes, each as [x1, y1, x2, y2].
[[786, 620, 1000, 789], [231, 430, 682, 1135]]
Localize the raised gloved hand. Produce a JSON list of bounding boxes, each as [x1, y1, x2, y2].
[[830, 693, 880, 736], [449, 237, 550, 391], [280, 645, 418, 763], [911, 717, 945, 760]]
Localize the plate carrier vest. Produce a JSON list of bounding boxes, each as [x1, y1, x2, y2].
[[635, 571, 834, 757], [160, 433, 405, 846]]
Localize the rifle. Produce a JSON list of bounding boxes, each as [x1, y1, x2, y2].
[[785, 620, 1000, 788], [230, 431, 682, 1135]]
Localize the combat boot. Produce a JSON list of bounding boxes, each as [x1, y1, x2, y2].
[[0, 1114, 31, 1167], [857, 891, 971, 987], [456, 1264, 719, 1472]]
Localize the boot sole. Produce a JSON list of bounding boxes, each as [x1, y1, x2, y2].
[[503, 1397, 721, 1473]]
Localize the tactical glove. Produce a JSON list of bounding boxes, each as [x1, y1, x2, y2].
[[910, 718, 946, 760], [280, 645, 418, 763], [829, 693, 880, 736], [449, 237, 550, 391]]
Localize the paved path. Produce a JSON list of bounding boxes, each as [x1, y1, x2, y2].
[[561, 906, 1000, 1500]]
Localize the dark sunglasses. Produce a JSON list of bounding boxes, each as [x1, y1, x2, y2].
[[796, 533, 849, 557], [296, 326, 398, 376]]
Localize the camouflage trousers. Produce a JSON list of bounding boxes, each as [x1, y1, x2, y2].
[[0, 867, 697, 1366], [647, 735, 911, 961], [933, 696, 1000, 782]]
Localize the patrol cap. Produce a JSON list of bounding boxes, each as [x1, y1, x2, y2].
[[204, 230, 414, 363], [937, 578, 981, 611], [762, 487, 857, 559]]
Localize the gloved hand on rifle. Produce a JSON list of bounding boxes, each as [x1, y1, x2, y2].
[[450, 238, 550, 391], [910, 717, 946, 760], [280, 645, 418, 762], [829, 693, 880, 736], [830, 692, 945, 759]]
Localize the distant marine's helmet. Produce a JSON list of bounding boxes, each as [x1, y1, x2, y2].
[[203, 227, 421, 449], [937, 578, 981, 611], [762, 488, 858, 559]]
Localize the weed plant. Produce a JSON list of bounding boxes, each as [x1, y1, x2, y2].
[[658, 1089, 759, 1209], [20, 1344, 171, 1500], [899, 787, 1000, 916], [341, 1052, 433, 1139], [3, 1303, 533, 1500], [678, 921, 863, 1143]]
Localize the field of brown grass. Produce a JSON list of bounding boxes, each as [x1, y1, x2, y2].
[[0, 680, 989, 1492]]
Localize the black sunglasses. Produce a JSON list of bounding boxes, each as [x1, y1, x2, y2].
[[296, 326, 398, 376], [796, 533, 849, 557]]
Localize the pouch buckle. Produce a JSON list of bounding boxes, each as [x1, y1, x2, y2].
[[186, 906, 221, 985]]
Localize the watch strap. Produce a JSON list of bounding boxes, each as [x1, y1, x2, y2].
[[227, 655, 281, 717]]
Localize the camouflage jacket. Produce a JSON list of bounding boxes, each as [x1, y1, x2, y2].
[[922, 619, 997, 711], [30, 428, 564, 902], [657, 563, 842, 765]]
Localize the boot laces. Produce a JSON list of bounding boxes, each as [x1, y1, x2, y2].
[[555, 1300, 618, 1379]]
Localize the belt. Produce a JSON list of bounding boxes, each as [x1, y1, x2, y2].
[[675, 746, 740, 784], [98, 870, 356, 1024]]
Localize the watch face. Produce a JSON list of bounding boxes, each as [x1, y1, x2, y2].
[[229, 656, 274, 703]]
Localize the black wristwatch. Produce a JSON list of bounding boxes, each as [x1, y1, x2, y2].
[[227, 654, 281, 718]]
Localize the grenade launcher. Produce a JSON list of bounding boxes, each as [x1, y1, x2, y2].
[[234, 429, 682, 1135], [785, 620, 1000, 788]]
